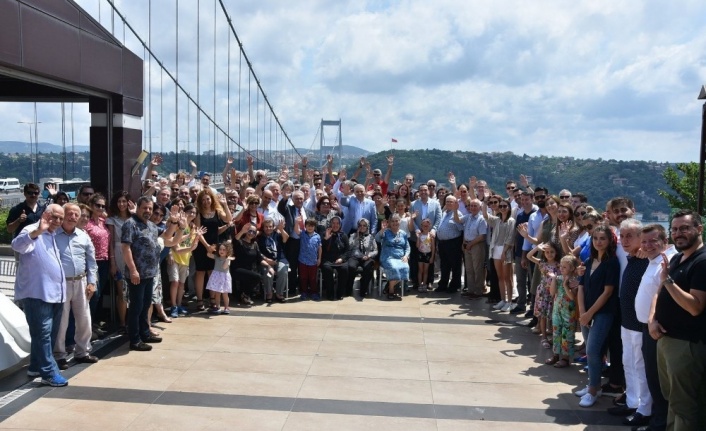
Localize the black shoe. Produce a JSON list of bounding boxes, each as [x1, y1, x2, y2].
[[631, 426, 654, 431], [613, 392, 627, 407], [523, 309, 534, 318], [130, 342, 153, 351], [526, 317, 538, 328], [601, 383, 623, 398], [510, 305, 526, 314], [607, 405, 636, 416], [142, 335, 163, 343], [56, 358, 69, 370], [624, 413, 651, 427], [74, 355, 99, 364]]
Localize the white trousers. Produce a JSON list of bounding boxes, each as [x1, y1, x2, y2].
[[54, 277, 93, 360], [621, 326, 652, 415]]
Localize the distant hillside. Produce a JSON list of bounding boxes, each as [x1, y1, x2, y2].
[[0, 141, 90, 154], [355, 149, 672, 217], [295, 145, 370, 157]]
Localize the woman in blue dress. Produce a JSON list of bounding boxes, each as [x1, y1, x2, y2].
[[376, 214, 410, 300]]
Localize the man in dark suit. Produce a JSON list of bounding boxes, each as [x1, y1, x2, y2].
[[278, 190, 314, 293]]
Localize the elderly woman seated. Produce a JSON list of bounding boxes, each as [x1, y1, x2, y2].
[[375, 214, 410, 300], [320, 216, 349, 300], [346, 218, 378, 298]]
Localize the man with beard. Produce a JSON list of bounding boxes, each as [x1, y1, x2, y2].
[[649, 209, 706, 431], [522, 187, 549, 326]]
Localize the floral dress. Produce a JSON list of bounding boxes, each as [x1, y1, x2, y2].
[[552, 274, 578, 358], [533, 261, 559, 318]]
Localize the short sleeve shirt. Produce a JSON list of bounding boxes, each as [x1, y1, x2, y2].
[[654, 247, 706, 342], [580, 255, 620, 315], [121, 215, 160, 278], [7, 201, 45, 238]]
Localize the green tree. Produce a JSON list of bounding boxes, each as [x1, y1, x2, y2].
[[658, 162, 703, 214]]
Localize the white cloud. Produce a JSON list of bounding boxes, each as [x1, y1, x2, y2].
[[1, 0, 705, 165]]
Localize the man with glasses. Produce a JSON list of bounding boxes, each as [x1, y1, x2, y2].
[[511, 191, 537, 314], [505, 180, 519, 210], [559, 189, 572, 203], [77, 185, 95, 206], [649, 209, 706, 430], [7, 183, 46, 240], [13, 204, 68, 386], [411, 184, 442, 287], [366, 155, 394, 195], [454, 199, 487, 299], [426, 180, 438, 201]]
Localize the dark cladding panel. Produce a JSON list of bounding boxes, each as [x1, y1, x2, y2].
[[21, 4, 80, 83], [78, 9, 115, 43], [115, 96, 143, 117], [22, 0, 80, 27], [81, 31, 122, 93], [0, 0, 21, 66], [122, 48, 142, 101]]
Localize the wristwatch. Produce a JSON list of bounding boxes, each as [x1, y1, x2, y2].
[[663, 275, 674, 286]]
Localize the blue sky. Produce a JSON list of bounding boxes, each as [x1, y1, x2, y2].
[[2, 0, 706, 163]]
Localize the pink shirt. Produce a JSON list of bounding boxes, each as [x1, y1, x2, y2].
[[86, 217, 110, 261]]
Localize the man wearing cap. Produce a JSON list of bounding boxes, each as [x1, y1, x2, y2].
[[367, 155, 394, 195]]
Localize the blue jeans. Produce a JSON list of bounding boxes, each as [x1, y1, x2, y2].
[[586, 312, 614, 388], [89, 260, 111, 322], [23, 298, 64, 378], [127, 277, 154, 345]]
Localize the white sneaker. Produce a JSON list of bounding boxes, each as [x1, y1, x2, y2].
[[493, 300, 506, 310], [574, 386, 602, 397], [501, 302, 513, 312], [579, 392, 598, 407], [574, 386, 589, 397]]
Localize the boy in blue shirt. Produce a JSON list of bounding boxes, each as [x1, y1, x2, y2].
[[295, 218, 322, 300]]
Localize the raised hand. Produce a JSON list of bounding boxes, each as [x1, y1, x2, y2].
[[469, 176, 477, 188], [359, 156, 366, 168], [45, 184, 57, 196], [520, 174, 529, 187], [301, 156, 308, 166], [127, 200, 136, 213], [327, 154, 333, 164], [338, 168, 347, 179], [151, 154, 163, 166], [189, 160, 197, 168], [448, 172, 456, 185], [386, 154, 394, 164], [227, 156, 235, 164], [325, 227, 332, 240], [247, 155, 254, 166]]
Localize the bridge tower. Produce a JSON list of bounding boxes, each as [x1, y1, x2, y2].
[[319, 119, 342, 167]]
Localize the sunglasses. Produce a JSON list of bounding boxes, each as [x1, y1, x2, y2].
[[151, 175, 159, 178], [498, 204, 509, 209], [427, 184, 436, 188], [506, 187, 515, 190], [560, 195, 571, 199], [25, 191, 40, 196], [584, 224, 594, 230], [93, 204, 106, 209], [534, 195, 546, 200], [374, 174, 381, 177], [247, 230, 257, 235], [321, 201, 330, 205], [576, 211, 587, 216], [488, 201, 498, 205]]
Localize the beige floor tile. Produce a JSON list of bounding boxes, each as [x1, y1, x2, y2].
[[68, 364, 184, 391], [428, 360, 551, 384], [157, 321, 234, 336], [308, 356, 429, 380], [283, 413, 437, 431], [168, 369, 305, 397], [232, 315, 330, 327], [327, 318, 413, 331], [149, 334, 223, 352], [322, 326, 425, 345], [298, 375, 433, 403], [0, 398, 149, 431], [431, 380, 570, 409], [101, 344, 205, 370], [210, 336, 322, 356], [436, 419, 623, 431], [190, 350, 314, 375], [222, 323, 328, 340], [334, 304, 422, 317], [127, 405, 288, 431], [316, 339, 428, 361]]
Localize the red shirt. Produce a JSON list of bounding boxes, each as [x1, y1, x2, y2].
[[367, 180, 389, 195]]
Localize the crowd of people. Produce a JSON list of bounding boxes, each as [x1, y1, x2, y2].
[[7, 153, 706, 431]]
